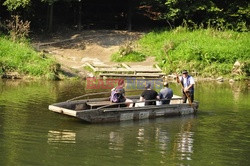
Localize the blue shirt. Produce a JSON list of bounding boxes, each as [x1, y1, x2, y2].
[[159, 87, 173, 104]]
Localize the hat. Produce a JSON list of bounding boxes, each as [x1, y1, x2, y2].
[[145, 83, 151, 89], [182, 70, 188, 74]]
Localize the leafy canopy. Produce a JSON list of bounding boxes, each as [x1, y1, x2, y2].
[[3, 0, 30, 11]]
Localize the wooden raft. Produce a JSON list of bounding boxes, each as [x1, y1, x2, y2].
[[86, 63, 165, 78]]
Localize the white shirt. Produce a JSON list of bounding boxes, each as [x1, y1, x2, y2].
[[179, 76, 195, 88]]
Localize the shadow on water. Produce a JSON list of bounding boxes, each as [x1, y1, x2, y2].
[[0, 79, 249, 166]]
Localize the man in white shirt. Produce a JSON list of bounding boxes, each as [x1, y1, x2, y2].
[[177, 70, 195, 103]]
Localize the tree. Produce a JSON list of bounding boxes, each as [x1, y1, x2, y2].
[[41, 0, 82, 31], [41, 0, 58, 32], [139, 0, 249, 31], [3, 0, 31, 11]]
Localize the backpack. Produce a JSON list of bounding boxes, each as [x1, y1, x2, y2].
[[110, 88, 123, 103]]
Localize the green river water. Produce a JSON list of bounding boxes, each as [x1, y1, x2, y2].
[[0, 79, 249, 166]]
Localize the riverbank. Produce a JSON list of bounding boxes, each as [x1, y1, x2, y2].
[[112, 27, 250, 80], [1, 28, 249, 80], [0, 36, 61, 80]]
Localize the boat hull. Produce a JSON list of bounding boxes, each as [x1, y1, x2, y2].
[[77, 104, 197, 123], [49, 97, 198, 123]]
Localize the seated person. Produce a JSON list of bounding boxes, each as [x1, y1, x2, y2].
[[110, 79, 133, 107], [159, 82, 173, 104], [140, 83, 159, 105]]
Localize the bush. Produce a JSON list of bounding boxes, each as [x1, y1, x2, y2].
[[111, 52, 146, 62], [137, 27, 250, 78], [6, 15, 30, 41], [0, 36, 60, 79]]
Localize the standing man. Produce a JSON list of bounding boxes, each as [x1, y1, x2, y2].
[[159, 82, 173, 104], [177, 70, 195, 103]]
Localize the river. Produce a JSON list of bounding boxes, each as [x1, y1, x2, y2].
[[0, 79, 249, 166]]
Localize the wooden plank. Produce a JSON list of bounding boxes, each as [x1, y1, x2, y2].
[[97, 69, 162, 73], [96, 68, 134, 72], [121, 63, 132, 69], [136, 73, 165, 76], [86, 62, 97, 72], [92, 64, 110, 68], [97, 68, 162, 73], [86, 101, 112, 107], [49, 105, 77, 117], [133, 70, 161, 73], [129, 66, 162, 73], [155, 64, 161, 71], [99, 73, 163, 77]]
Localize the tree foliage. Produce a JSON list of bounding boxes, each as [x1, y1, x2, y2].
[[139, 0, 249, 31], [3, 0, 30, 11], [1, 0, 249, 31]]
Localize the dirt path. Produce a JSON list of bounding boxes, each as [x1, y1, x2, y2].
[[32, 30, 157, 78]]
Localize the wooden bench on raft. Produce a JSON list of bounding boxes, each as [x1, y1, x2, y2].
[[86, 101, 128, 109]]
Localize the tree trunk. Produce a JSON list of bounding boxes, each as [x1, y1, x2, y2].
[[127, 0, 132, 31], [48, 3, 54, 32], [78, 1, 82, 31]]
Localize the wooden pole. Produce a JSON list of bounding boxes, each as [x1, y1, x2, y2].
[[163, 44, 193, 105]]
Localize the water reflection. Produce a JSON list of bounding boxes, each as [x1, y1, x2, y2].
[[155, 127, 169, 154], [175, 122, 194, 161], [229, 82, 248, 102], [136, 127, 145, 152], [47, 130, 76, 144], [177, 132, 194, 160], [105, 117, 196, 164], [109, 131, 124, 151]]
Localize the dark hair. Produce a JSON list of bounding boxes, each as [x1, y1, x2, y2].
[[145, 83, 151, 89], [182, 70, 188, 74]]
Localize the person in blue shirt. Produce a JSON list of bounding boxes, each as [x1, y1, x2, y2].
[[177, 70, 195, 103], [159, 82, 173, 104]]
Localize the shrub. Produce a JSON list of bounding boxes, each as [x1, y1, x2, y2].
[[136, 27, 250, 78], [0, 36, 60, 79], [6, 15, 30, 41], [111, 52, 146, 62]]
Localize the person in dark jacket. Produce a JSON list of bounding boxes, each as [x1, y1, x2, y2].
[[140, 83, 159, 105]]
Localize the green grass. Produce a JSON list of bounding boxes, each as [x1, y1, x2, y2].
[[0, 36, 60, 79], [135, 27, 250, 79], [111, 52, 146, 62]]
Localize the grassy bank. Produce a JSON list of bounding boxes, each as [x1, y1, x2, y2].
[[0, 36, 60, 80], [113, 27, 250, 79]]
